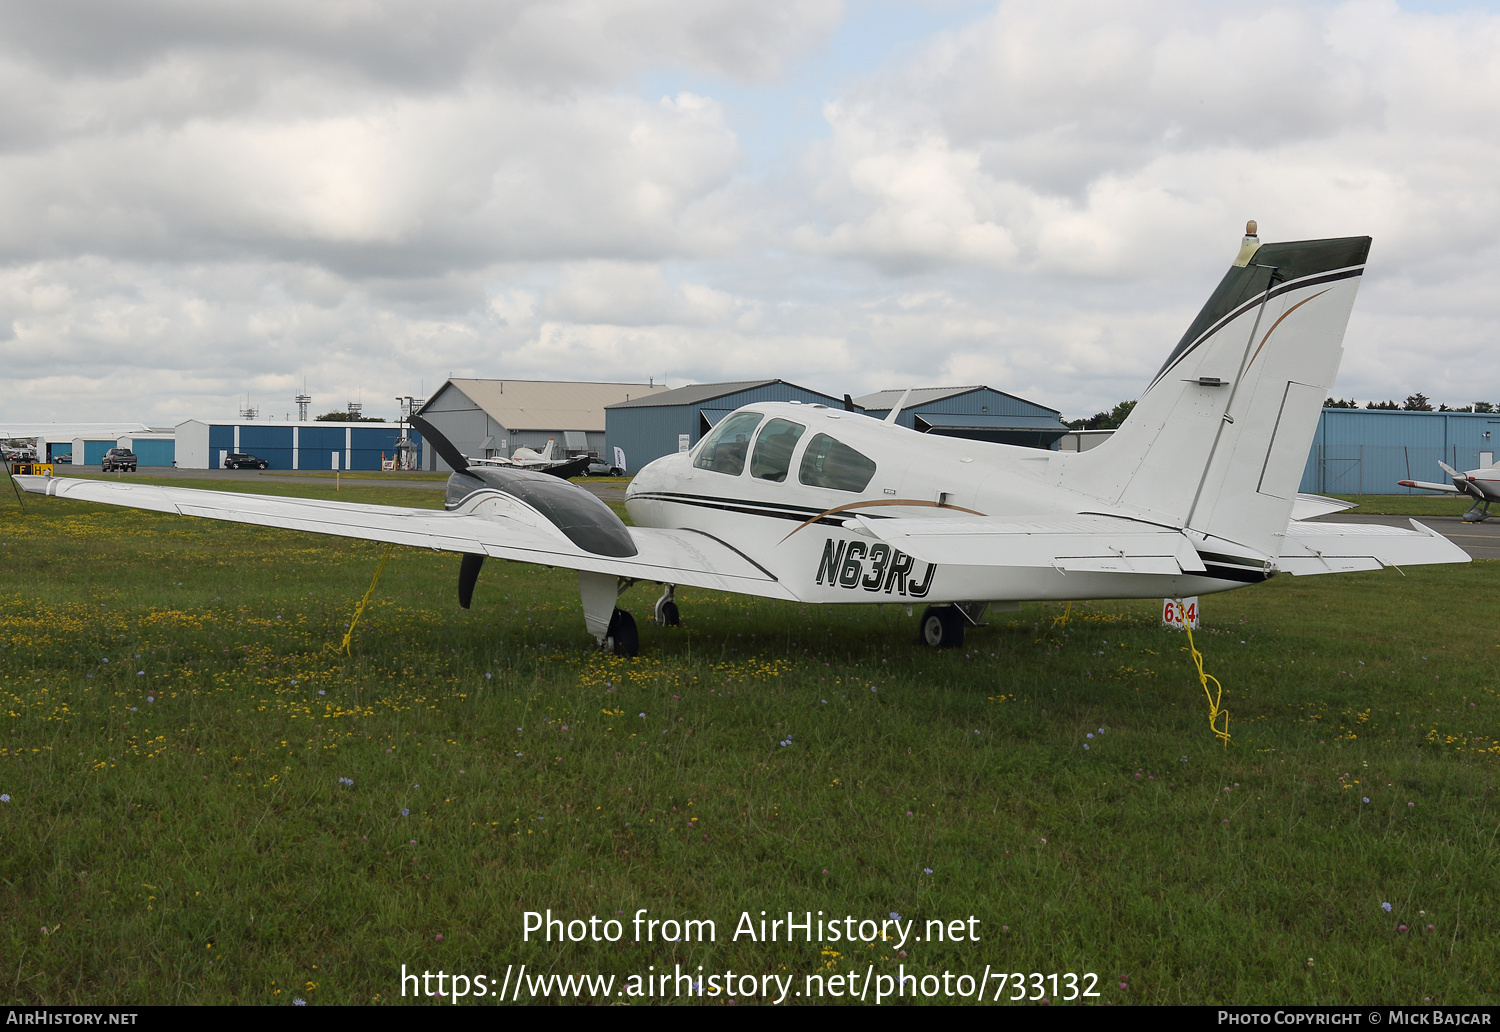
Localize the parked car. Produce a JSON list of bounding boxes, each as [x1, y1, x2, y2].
[[52, 452, 72, 464], [583, 458, 625, 476], [101, 448, 136, 472], [223, 453, 269, 470]]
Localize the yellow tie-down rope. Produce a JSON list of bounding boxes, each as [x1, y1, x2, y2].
[[1177, 600, 1230, 747], [1051, 600, 1073, 630], [340, 543, 395, 655]]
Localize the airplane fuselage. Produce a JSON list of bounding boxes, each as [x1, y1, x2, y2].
[[623, 401, 1271, 607]]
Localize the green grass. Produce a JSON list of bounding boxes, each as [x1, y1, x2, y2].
[[1331, 494, 1477, 517], [1, 476, 1497, 1006]]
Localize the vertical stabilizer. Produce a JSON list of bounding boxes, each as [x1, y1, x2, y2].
[[1062, 231, 1370, 560]]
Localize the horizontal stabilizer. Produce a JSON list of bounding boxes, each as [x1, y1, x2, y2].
[[857, 514, 1208, 575], [1277, 519, 1469, 575], [1291, 493, 1357, 520], [15, 476, 795, 599]]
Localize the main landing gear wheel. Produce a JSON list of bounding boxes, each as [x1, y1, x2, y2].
[[919, 605, 965, 649], [606, 608, 639, 657]]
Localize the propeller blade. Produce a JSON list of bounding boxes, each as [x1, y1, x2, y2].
[[1438, 460, 1482, 499], [408, 414, 470, 473], [458, 553, 485, 609]]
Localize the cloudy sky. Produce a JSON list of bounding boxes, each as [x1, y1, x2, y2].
[[2, 0, 1498, 424]]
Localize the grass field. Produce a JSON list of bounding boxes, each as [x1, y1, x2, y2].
[[1, 475, 1497, 1006], [1329, 494, 1477, 517]]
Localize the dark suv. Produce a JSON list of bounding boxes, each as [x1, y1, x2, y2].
[[223, 453, 269, 469], [102, 448, 137, 472]]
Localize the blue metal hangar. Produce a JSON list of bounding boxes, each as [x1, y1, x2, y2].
[[1301, 407, 1500, 495], [417, 378, 667, 472], [605, 379, 846, 474], [852, 386, 1071, 449], [174, 420, 419, 470]]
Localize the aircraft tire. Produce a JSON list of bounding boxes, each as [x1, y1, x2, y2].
[[606, 608, 639, 657], [654, 600, 680, 627], [919, 605, 965, 648]]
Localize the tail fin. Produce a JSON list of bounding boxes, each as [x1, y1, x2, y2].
[[1063, 231, 1371, 559]]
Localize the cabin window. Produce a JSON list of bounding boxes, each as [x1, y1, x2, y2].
[[692, 411, 763, 476], [749, 418, 806, 482], [798, 433, 877, 492]]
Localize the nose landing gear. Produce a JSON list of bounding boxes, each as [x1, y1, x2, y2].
[[654, 584, 680, 627]]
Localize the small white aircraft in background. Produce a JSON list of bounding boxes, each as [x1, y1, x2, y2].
[[468, 438, 592, 479], [1399, 460, 1498, 522], [16, 225, 1469, 654]]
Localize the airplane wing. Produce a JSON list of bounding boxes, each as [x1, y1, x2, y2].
[[13, 475, 796, 600], [1397, 479, 1462, 494], [1275, 518, 1470, 575], [855, 514, 1209, 576]]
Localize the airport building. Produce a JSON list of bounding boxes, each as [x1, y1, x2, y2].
[[174, 420, 420, 471], [0, 423, 173, 466], [1301, 408, 1500, 494], [852, 386, 1071, 449], [605, 379, 845, 474], [417, 379, 667, 472]]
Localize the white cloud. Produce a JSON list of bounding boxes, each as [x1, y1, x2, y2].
[[787, 0, 1500, 408], [4, 0, 1500, 425]]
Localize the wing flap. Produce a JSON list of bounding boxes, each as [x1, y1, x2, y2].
[[1277, 518, 1470, 575], [859, 513, 1208, 575], [17, 476, 794, 598]]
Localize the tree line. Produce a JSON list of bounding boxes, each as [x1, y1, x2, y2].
[[1069, 394, 1497, 430], [1067, 400, 1137, 430], [1323, 395, 1497, 413]]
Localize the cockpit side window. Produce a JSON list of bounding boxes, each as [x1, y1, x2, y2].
[[798, 433, 877, 492], [749, 418, 806, 483], [692, 411, 764, 476]]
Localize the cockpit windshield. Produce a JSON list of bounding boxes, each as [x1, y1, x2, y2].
[[692, 411, 763, 476], [798, 433, 877, 492]]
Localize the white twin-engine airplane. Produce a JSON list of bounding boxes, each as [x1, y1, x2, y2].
[[16, 226, 1469, 655]]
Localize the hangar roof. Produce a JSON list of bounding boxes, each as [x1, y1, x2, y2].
[[0, 421, 158, 439], [421, 379, 668, 431], [852, 386, 979, 409], [853, 386, 1060, 417], [606, 379, 781, 409]]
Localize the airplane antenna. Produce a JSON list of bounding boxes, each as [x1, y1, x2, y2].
[[884, 388, 913, 425]]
